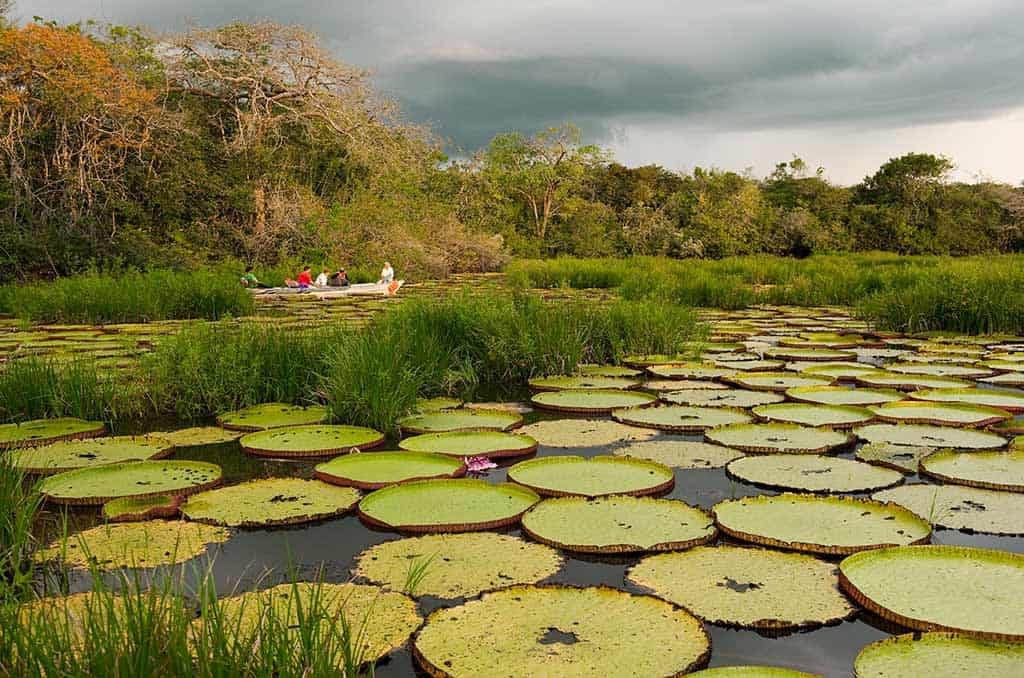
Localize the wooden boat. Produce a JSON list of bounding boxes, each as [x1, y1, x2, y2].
[[249, 280, 404, 299]]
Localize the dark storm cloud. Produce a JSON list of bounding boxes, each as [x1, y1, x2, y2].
[[15, 0, 1024, 154]]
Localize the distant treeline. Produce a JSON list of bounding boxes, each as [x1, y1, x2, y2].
[[1, 18, 1022, 282]]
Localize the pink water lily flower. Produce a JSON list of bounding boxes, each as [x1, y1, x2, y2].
[[465, 456, 497, 473]]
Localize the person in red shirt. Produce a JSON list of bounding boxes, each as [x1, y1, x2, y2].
[[297, 266, 313, 288]]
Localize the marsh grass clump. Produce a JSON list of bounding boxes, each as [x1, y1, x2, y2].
[[0, 357, 135, 423], [0, 269, 255, 324], [323, 293, 700, 432], [0, 459, 44, 606]]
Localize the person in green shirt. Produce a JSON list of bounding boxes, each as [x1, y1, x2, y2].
[[240, 266, 268, 288]]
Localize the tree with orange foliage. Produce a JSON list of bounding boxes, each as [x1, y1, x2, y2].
[[0, 23, 173, 271]]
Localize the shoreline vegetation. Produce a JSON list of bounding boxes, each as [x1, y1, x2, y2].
[[0, 294, 703, 430]]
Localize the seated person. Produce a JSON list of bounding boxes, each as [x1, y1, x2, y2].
[[329, 268, 350, 287], [297, 266, 313, 289], [315, 268, 330, 287]]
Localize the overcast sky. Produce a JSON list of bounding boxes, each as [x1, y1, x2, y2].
[[14, 0, 1024, 184]]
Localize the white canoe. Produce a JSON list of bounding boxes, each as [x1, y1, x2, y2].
[[249, 280, 404, 299]]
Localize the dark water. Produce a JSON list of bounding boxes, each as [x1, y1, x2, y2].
[[40, 410, 1024, 678]]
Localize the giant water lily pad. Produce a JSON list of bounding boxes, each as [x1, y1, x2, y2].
[[979, 372, 1024, 387], [886, 363, 993, 379], [517, 419, 657, 448], [714, 359, 787, 372], [215, 582, 421, 664], [314, 451, 465, 489], [872, 484, 1024, 535], [726, 455, 903, 493], [647, 379, 730, 392], [239, 424, 384, 458], [713, 494, 931, 555], [785, 386, 904, 407], [0, 417, 106, 450], [764, 347, 857, 362], [398, 430, 538, 458], [725, 372, 835, 392], [705, 423, 853, 455], [612, 405, 752, 432], [216, 403, 328, 431], [909, 387, 1024, 413], [627, 545, 856, 630], [647, 363, 736, 380], [855, 373, 972, 391], [181, 478, 360, 527], [507, 455, 674, 497], [398, 409, 523, 433], [613, 439, 744, 469], [577, 364, 642, 377], [690, 668, 823, 677], [855, 443, 935, 474], [919, 449, 1024, 492], [102, 494, 181, 522], [853, 632, 1024, 678], [354, 533, 563, 598], [158, 426, 242, 448], [412, 585, 711, 677], [661, 388, 784, 408], [521, 496, 715, 553], [414, 396, 463, 412], [853, 424, 1006, 450], [531, 389, 656, 414], [528, 375, 641, 391], [9, 435, 174, 474], [839, 545, 1024, 640], [752, 403, 874, 429], [802, 363, 883, 380], [867, 401, 1011, 427], [36, 520, 228, 570], [358, 479, 539, 532], [624, 353, 698, 367], [38, 460, 222, 505]]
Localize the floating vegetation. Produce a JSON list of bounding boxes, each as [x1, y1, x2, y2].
[[725, 455, 904, 493], [36, 520, 229, 570], [751, 403, 874, 429], [661, 388, 784, 408], [839, 545, 1024, 640], [613, 439, 744, 469], [213, 582, 422, 664], [713, 493, 931, 555], [577, 364, 642, 378], [102, 494, 182, 522], [801, 363, 882, 380], [531, 388, 657, 414], [38, 460, 223, 505], [854, 443, 935, 473], [314, 451, 465, 489], [647, 363, 736, 380], [854, 373, 972, 392], [714, 359, 787, 371], [507, 455, 674, 497], [689, 667, 823, 677], [612, 405, 752, 432], [764, 347, 857, 362], [528, 375, 641, 391], [785, 385, 904, 407], [354, 533, 563, 598], [867, 401, 1011, 427], [724, 372, 835, 392], [413, 396, 463, 412], [411, 585, 711, 677], [853, 424, 1006, 450], [627, 545, 855, 630], [0, 417, 106, 450], [705, 423, 853, 455], [157, 426, 242, 448], [216, 403, 329, 431], [521, 496, 715, 553], [853, 632, 1024, 678], [181, 478, 360, 527], [886, 363, 994, 379], [516, 419, 657, 447], [872, 484, 1024, 535], [398, 409, 524, 433], [8, 435, 174, 474], [398, 430, 538, 458], [357, 479, 539, 532], [908, 388, 1024, 413], [239, 424, 385, 458], [918, 449, 1024, 492]]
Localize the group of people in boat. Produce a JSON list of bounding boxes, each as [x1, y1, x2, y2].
[[240, 262, 394, 290]]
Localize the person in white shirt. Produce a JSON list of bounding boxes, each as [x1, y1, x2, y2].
[[314, 268, 330, 287], [379, 262, 394, 284]]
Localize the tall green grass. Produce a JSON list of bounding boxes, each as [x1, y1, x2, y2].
[[0, 358, 139, 423], [323, 293, 702, 432], [0, 269, 255, 324], [0, 459, 43, 606], [508, 254, 1024, 332]]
